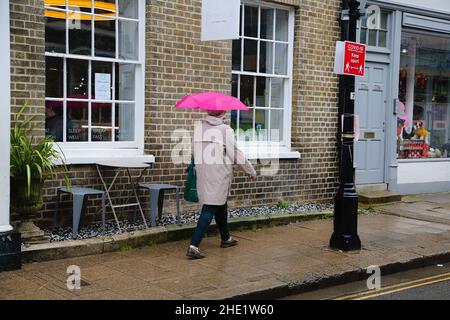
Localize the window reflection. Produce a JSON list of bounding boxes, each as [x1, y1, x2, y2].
[[115, 104, 135, 141], [45, 101, 64, 142], [232, 40, 241, 71], [275, 10, 289, 42], [243, 39, 258, 72], [95, 19, 116, 58], [119, 0, 139, 19], [115, 63, 136, 101], [68, 13, 92, 55], [240, 76, 254, 107], [274, 43, 288, 75], [260, 41, 273, 74], [92, 103, 112, 142], [244, 6, 258, 38], [256, 77, 269, 108], [255, 109, 269, 142], [119, 20, 139, 60], [398, 32, 450, 159], [260, 8, 274, 40], [46, 57, 64, 98], [45, 16, 66, 53], [67, 59, 89, 99], [67, 101, 88, 142]]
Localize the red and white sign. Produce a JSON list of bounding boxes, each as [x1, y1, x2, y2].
[[334, 41, 366, 77]]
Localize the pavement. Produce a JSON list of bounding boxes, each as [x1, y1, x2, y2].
[[1, 192, 450, 300]]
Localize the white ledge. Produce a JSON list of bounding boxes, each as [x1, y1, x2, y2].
[[247, 151, 301, 160], [53, 149, 155, 165], [239, 146, 301, 160]]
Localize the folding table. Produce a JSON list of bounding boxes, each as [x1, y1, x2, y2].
[[96, 161, 151, 233]]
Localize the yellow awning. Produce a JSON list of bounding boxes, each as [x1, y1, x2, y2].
[[45, 0, 116, 12], [44, 0, 116, 20]]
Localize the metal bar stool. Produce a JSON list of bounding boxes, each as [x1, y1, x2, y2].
[[54, 187, 106, 240], [138, 184, 181, 227]]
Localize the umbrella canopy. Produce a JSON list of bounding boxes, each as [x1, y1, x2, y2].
[[176, 92, 249, 111]]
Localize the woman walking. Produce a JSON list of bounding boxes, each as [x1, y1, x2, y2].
[[187, 110, 257, 259]]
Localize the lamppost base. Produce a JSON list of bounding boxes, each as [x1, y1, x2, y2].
[[0, 230, 21, 272], [330, 232, 361, 251]]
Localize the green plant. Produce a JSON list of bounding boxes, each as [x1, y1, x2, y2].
[[276, 201, 289, 209], [10, 101, 70, 212]]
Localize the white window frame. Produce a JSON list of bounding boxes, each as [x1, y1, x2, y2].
[[232, 0, 297, 158], [44, 0, 147, 162], [357, 10, 391, 50]]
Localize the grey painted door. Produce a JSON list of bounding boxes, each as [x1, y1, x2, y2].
[[355, 62, 388, 184]]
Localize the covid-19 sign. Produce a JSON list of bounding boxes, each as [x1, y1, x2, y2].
[[334, 41, 367, 77]]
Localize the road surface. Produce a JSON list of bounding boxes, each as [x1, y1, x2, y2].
[[285, 263, 450, 300]]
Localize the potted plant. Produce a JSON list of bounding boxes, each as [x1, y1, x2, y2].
[[10, 102, 70, 242]]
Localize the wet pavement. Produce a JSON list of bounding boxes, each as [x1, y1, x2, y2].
[[1, 192, 450, 300]]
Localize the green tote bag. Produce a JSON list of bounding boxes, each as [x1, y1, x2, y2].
[[184, 157, 199, 203]]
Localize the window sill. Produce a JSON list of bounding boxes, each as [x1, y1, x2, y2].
[[398, 158, 450, 164], [54, 149, 155, 165], [239, 146, 301, 160]]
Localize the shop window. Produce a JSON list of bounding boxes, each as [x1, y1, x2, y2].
[[44, 0, 143, 147], [397, 31, 450, 160], [358, 11, 389, 48], [231, 3, 294, 146]]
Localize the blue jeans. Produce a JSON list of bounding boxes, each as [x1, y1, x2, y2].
[[191, 203, 230, 247]]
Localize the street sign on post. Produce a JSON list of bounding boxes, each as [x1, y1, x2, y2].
[[329, 0, 364, 252], [334, 41, 366, 77]]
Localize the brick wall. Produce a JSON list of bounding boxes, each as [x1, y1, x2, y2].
[[10, 0, 46, 138], [9, 0, 341, 229]]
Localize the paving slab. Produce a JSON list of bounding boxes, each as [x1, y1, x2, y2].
[[378, 201, 450, 226], [415, 193, 450, 205], [3, 195, 450, 300]]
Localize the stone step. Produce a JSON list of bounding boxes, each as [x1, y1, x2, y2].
[[358, 191, 402, 205], [356, 183, 388, 194]]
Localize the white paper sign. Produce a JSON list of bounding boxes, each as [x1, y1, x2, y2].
[[201, 0, 240, 41], [341, 115, 360, 141], [95, 73, 111, 101]]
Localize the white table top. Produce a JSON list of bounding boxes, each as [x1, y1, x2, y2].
[[96, 161, 151, 169]]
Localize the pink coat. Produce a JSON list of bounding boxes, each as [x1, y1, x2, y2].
[[193, 116, 256, 206]]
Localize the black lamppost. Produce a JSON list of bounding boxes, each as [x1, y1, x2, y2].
[[330, 0, 365, 251]]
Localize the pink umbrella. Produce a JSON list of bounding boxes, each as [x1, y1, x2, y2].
[[176, 91, 249, 111]]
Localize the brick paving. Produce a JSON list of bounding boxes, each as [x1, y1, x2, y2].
[[2, 193, 450, 300]]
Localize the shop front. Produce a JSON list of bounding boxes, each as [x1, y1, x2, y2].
[[355, 0, 450, 194], [6, 0, 344, 230]]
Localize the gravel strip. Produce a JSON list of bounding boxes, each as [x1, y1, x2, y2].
[[44, 203, 334, 242]]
